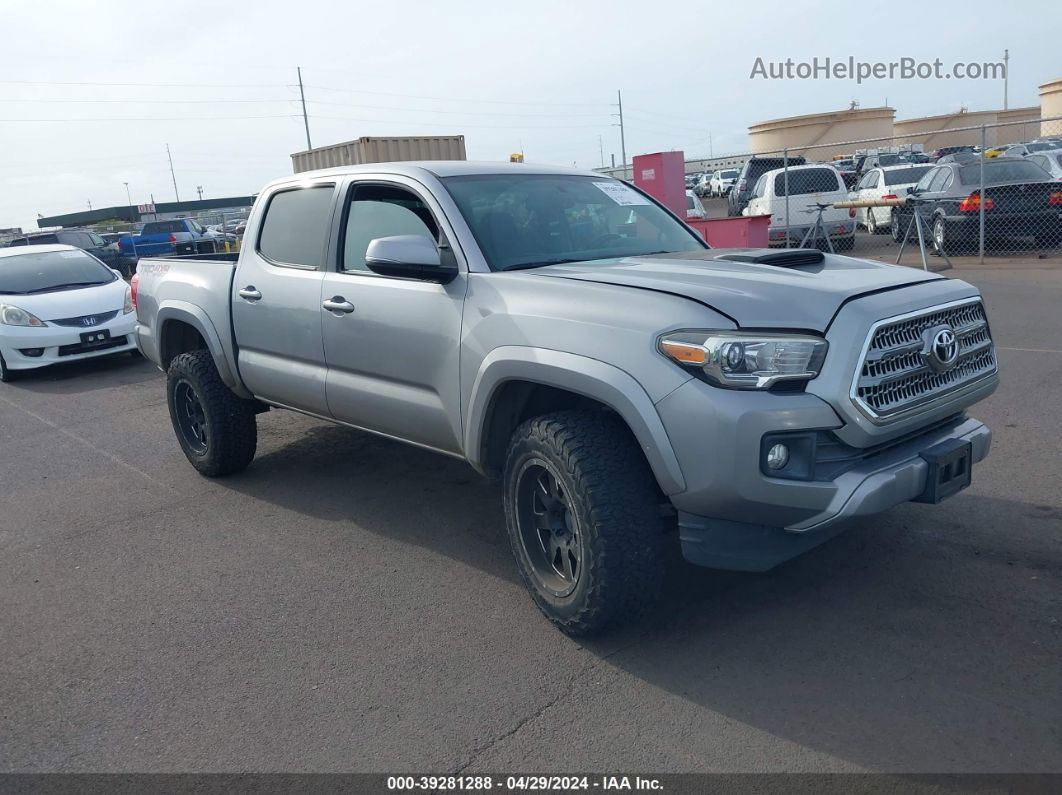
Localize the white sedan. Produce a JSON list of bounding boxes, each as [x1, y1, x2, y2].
[[848, 163, 933, 235], [0, 244, 137, 381]]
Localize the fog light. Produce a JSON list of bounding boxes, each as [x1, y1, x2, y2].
[[19, 348, 44, 357], [766, 443, 790, 470]]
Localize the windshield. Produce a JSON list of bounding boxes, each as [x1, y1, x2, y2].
[[720, 170, 738, 178], [959, 160, 1052, 185], [0, 249, 115, 295], [441, 174, 706, 271]]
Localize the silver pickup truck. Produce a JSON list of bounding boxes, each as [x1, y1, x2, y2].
[[133, 162, 998, 635]]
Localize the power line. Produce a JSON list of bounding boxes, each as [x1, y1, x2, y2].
[[1, 97, 296, 104], [303, 83, 609, 108], [311, 114, 605, 130], [0, 114, 297, 122], [305, 98, 609, 118], [0, 78, 285, 88]]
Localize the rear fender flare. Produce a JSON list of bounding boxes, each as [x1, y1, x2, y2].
[[156, 301, 251, 399]]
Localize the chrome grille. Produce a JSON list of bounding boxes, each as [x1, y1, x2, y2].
[[49, 310, 119, 328], [853, 300, 996, 420]]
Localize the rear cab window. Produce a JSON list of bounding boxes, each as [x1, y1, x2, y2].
[[256, 184, 336, 268]]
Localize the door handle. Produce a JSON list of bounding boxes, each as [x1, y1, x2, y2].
[[238, 286, 262, 301], [322, 296, 355, 314]]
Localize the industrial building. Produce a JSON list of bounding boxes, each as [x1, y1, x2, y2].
[[37, 196, 255, 230]]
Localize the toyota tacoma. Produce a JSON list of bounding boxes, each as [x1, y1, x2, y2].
[[132, 162, 998, 635]]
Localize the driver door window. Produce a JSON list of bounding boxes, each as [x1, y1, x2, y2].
[[342, 184, 439, 273], [913, 168, 938, 193]]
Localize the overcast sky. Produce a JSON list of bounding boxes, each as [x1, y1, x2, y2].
[[2, 0, 1057, 229]]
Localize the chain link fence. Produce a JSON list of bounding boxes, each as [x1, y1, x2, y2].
[[680, 115, 1062, 265]]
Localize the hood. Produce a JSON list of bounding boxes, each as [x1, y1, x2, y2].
[[531, 248, 945, 331], [5, 278, 127, 322]]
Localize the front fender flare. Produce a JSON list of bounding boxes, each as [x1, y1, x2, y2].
[[156, 301, 250, 398], [465, 346, 686, 495]]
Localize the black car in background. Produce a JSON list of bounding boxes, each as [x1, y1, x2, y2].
[[890, 157, 1062, 254], [727, 154, 806, 216], [5, 229, 131, 275]]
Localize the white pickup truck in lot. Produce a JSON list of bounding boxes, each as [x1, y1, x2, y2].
[[133, 161, 998, 635]]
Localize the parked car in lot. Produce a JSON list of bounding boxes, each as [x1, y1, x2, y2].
[[859, 153, 903, 172], [1025, 150, 1062, 179], [6, 229, 127, 275], [0, 245, 136, 381], [727, 155, 806, 216], [849, 164, 934, 234], [693, 173, 712, 197], [993, 142, 1062, 159], [118, 218, 215, 260], [743, 163, 855, 249], [890, 157, 1062, 252], [831, 159, 859, 188], [685, 190, 705, 220], [709, 168, 738, 197], [133, 161, 998, 635], [929, 145, 976, 161]]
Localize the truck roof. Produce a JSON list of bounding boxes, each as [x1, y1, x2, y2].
[[269, 160, 609, 189]]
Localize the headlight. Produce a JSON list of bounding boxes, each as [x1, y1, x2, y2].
[[0, 304, 45, 327], [659, 330, 828, 389], [123, 285, 134, 314]]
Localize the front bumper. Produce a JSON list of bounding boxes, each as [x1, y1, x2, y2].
[[655, 377, 992, 572], [1, 312, 137, 371]]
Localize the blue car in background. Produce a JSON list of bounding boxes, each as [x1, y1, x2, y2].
[[118, 218, 216, 262]]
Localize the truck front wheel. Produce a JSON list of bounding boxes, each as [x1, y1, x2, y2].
[[166, 349, 257, 477], [503, 410, 665, 635]]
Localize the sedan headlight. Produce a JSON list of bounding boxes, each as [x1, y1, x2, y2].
[[0, 304, 45, 327], [123, 285, 134, 314], [659, 330, 828, 389]]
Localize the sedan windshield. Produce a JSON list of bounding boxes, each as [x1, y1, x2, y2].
[[441, 174, 706, 271], [0, 249, 115, 295]]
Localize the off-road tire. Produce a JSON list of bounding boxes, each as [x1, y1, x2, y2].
[[166, 349, 257, 477], [503, 410, 665, 636]]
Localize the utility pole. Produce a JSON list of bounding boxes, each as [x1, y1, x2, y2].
[[613, 90, 628, 178], [166, 143, 180, 201], [598, 135, 605, 168], [123, 182, 132, 207], [196, 185, 204, 201], [709, 132, 713, 159], [1002, 48, 1009, 110], [87, 199, 92, 211], [297, 66, 312, 151]]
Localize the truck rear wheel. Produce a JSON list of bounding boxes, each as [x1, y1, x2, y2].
[[166, 349, 257, 477], [503, 410, 664, 635]]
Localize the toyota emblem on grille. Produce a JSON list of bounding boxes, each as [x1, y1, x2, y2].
[[82, 316, 97, 326], [925, 327, 959, 372]]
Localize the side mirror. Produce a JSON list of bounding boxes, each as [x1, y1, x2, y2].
[[906, 186, 917, 195], [364, 235, 457, 283]]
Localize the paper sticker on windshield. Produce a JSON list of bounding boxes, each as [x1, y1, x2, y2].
[[592, 181, 652, 206]]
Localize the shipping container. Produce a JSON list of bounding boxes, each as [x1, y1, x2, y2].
[[290, 135, 466, 173]]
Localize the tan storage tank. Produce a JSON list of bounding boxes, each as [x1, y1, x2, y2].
[[748, 106, 895, 160], [1040, 78, 1062, 136], [291, 135, 466, 173]]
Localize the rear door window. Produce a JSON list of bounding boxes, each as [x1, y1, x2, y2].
[[257, 184, 336, 269]]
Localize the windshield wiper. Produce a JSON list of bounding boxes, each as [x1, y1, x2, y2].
[[24, 281, 107, 294]]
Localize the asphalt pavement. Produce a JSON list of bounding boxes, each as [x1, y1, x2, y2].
[[1, 263, 1060, 773]]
